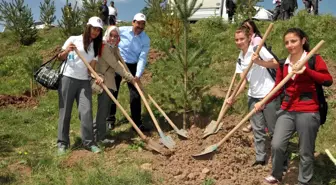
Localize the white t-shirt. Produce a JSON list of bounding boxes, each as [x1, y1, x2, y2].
[[108, 6, 117, 16], [235, 45, 275, 98], [61, 35, 97, 80]]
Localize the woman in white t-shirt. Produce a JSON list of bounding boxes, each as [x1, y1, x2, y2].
[[56, 16, 104, 155], [226, 25, 279, 167], [241, 19, 264, 132]]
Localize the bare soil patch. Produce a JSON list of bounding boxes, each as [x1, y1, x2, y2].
[[0, 94, 38, 108], [7, 162, 32, 177]]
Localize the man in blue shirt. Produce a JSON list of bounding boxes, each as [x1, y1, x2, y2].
[[107, 13, 150, 132]]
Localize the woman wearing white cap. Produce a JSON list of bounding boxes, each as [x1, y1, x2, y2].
[[57, 16, 104, 154], [94, 26, 134, 143]]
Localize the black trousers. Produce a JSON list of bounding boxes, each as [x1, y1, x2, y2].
[[109, 15, 116, 25], [273, 5, 282, 21], [107, 63, 142, 126], [304, 0, 318, 15]]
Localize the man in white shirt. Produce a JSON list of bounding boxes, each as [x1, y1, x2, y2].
[[108, 1, 118, 25]]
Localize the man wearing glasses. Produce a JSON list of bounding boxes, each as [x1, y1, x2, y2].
[[106, 13, 151, 132]]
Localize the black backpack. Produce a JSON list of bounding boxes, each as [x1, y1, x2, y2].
[[279, 55, 329, 125], [252, 45, 279, 81]]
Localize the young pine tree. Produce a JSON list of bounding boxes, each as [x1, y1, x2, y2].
[[39, 0, 56, 28], [81, 0, 102, 24], [0, 0, 37, 45], [170, 0, 202, 129], [58, 0, 83, 38]]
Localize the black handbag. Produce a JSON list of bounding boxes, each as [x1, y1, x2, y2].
[[34, 54, 66, 90]]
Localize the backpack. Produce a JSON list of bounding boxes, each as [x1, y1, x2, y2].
[[252, 45, 279, 81], [279, 55, 329, 125]]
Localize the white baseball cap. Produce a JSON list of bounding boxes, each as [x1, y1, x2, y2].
[[87, 16, 103, 28], [133, 13, 146, 22]]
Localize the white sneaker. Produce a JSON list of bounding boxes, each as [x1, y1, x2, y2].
[[101, 139, 115, 145]]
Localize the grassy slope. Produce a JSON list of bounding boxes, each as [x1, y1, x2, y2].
[[0, 11, 335, 184]]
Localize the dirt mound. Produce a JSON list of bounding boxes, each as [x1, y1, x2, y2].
[[149, 115, 274, 185], [62, 150, 95, 168], [7, 162, 32, 177], [0, 94, 38, 108]]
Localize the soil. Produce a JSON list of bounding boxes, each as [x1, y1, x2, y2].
[[149, 115, 271, 185], [62, 150, 95, 168], [0, 94, 38, 108], [7, 162, 32, 177]]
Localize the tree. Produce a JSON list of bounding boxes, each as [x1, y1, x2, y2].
[[81, 0, 102, 24], [58, 0, 83, 38], [39, 0, 56, 28], [0, 0, 37, 45], [173, 0, 203, 129], [234, 0, 262, 22]]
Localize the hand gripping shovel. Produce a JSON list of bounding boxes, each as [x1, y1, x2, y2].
[[193, 40, 325, 157], [203, 23, 274, 139], [116, 51, 188, 139], [115, 51, 176, 149], [74, 49, 165, 154]]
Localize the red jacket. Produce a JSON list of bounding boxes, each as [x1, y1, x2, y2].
[[268, 54, 333, 112]]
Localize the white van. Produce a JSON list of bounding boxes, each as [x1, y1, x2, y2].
[[168, 0, 273, 21]]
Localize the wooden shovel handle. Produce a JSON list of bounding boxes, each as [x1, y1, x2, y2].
[[116, 50, 163, 133], [117, 54, 179, 131], [217, 40, 325, 148], [74, 48, 147, 140], [215, 73, 237, 123]]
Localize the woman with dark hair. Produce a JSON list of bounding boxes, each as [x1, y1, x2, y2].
[[57, 16, 104, 155], [255, 28, 333, 184], [242, 19, 263, 47], [240, 19, 263, 133]]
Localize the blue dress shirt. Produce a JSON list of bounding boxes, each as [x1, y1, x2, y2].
[[118, 26, 150, 77]]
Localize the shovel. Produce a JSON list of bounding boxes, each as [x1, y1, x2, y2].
[[193, 40, 325, 157], [203, 23, 274, 139], [115, 51, 176, 149], [203, 73, 236, 138], [116, 51, 188, 139], [74, 49, 165, 154]]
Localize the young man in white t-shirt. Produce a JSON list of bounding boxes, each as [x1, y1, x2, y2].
[[108, 1, 118, 25], [227, 26, 279, 166]]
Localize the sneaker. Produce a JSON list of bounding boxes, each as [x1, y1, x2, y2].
[[132, 124, 151, 132], [107, 122, 115, 130], [57, 145, 67, 156], [106, 116, 116, 130], [252, 160, 266, 167], [264, 175, 280, 184], [101, 138, 115, 145], [242, 124, 252, 133], [90, 145, 102, 153]]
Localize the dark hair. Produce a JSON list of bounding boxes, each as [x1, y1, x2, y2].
[[241, 19, 262, 38], [83, 25, 103, 57], [235, 25, 251, 38], [283, 28, 310, 51]]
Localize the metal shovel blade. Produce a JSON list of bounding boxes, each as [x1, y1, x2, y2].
[[147, 139, 166, 154], [159, 132, 176, 149], [215, 121, 224, 133], [202, 120, 217, 138], [192, 144, 218, 157], [175, 129, 188, 138]]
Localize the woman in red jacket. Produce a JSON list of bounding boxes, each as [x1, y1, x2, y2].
[[255, 28, 333, 184]]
